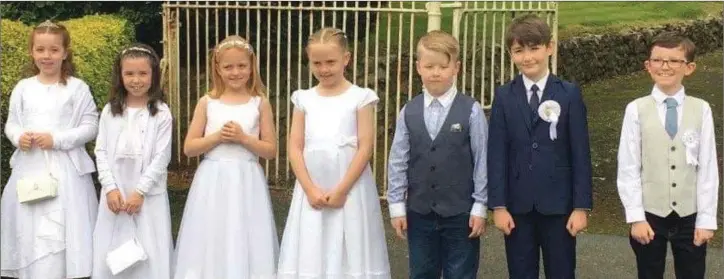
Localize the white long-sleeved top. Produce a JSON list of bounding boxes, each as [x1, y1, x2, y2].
[[94, 102, 173, 196], [5, 76, 98, 175]]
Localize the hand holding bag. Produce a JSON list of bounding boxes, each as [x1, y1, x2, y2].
[[105, 191, 147, 275], [16, 150, 58, 203]]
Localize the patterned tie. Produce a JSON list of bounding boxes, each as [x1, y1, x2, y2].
[[428, 99, 443, 139], [529, 84, 540, 115], [665, 98, 678, 139]]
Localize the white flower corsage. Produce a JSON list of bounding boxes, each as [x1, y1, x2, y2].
[[537, 100, 561, 141], [681, 130, 699, 166]]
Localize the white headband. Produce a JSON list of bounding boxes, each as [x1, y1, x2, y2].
[[216, 40, 254, 54], [122, 47, 152, 56], [37, 20, 59, 29]]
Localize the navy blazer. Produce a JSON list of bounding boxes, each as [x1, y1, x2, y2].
[[487, 74, 593, 215]]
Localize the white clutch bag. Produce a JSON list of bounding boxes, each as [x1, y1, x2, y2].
[[16, 151, 58, 203], [105, 195, 147, 275], [106, 237, 148, 275]]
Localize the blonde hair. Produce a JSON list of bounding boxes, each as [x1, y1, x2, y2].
[[307, 27, 348, 51], [416, 30, 460, 63], [208, 35, 266, 98]]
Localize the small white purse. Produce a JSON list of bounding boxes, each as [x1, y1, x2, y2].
[[16, 151, 58, 203], [106, 235, 148, 275], [105, 190, 147, 275]]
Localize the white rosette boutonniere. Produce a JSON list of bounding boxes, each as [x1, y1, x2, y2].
[[681, 130, 700, 166], [537, 100, 561, 140]]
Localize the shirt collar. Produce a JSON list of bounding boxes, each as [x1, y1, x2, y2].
[[522, 70, 550, 93], [423, 85, 457, 108], [651, 85, 685, 106]]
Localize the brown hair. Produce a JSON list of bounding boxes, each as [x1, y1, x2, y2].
[[109, 43, 166, 117], [505, 14, 552, 49], [416, 30, 460, 62], [27, 20, 75, 85], [208, 35, 266, 98], [649, 32, 697, 62], [307, 27, 349, 51]]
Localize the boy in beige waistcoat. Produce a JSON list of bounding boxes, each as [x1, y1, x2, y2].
[[616, 32, 719, 279]]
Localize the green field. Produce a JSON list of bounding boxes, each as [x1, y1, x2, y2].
[[558, 1, 723, 39], [380, 1, 722, 45]]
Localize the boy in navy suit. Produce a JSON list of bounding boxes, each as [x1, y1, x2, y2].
[[487, 14, 593, 279]]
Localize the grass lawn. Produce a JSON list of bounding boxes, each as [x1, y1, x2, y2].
[[558, 1, 723, 39], [380, 1, 722, 44]]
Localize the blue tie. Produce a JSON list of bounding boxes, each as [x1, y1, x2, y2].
[[529, 84, 540, 120], [529, 85, 540, 112], [428, 99, 443, 139], [665, 98, 678, 139]]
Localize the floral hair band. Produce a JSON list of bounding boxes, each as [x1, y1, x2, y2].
[[216, 40, 254, 55], [122, 47, 153, 56], [37, 20, 59, 29]]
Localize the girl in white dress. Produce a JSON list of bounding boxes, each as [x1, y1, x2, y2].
[[1, 20, 99, 279], [173, 35, 279, 279], [91, 44, 174, 279], [278, 27, 391, 279]]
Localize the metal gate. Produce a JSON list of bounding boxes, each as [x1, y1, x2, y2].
[[161, 1, 558, 196]]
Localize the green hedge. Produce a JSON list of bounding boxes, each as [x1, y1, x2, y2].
[[1, 15, 135, 186]]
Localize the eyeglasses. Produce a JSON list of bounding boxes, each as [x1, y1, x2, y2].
[[648, 58, 689, 68]]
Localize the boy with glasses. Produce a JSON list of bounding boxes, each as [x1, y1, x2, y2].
[[616, 32, 719, 278]]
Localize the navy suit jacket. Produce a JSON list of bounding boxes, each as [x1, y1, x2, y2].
[[487, 74, 593, 215]]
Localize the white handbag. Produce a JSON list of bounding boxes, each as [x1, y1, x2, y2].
[[105, 190, 148, 275], [106, 235, 148, 275], [16, 151, 58, 203]]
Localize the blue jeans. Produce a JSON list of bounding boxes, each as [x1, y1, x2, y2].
[[407, 210, 480, 279]]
